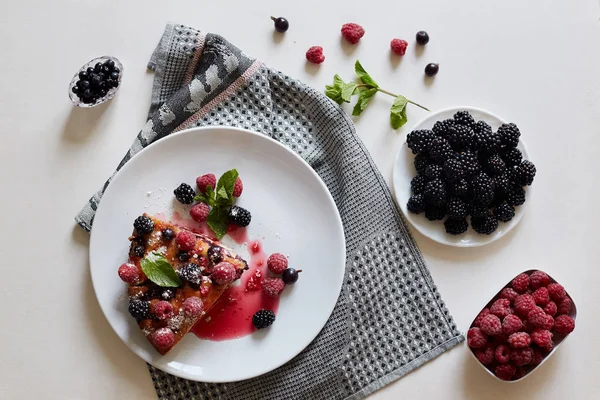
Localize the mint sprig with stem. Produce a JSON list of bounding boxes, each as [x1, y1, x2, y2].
[[325, 60, 429, 129], [193, 169, 238, 239]]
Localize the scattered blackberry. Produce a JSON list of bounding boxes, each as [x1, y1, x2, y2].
[[174, 183, 195, 204], [485, 154, 506, 176], [161, 228, 175, 241], [472, 172, 495, 205], [448, 124, 474, 150], [411, 175, 427, 194], [470, 204, 490, 218], [449, 179, 469, 198], [517, 160, 536, 186], [407, 194, 426, 214], [459, 151, 480, 177], [494, 203, 515, 222], [252, 309, 276, 329], [497, 123, 521, 148], [472, 215, 499, 235], [506, 185, 526, 206], [177, 251, 191, 262], [424, 164, 443, 180], [501, 148, 523, 166], [179, 263, 201, 285], [228, 205, 252, 227], [444, 218, 469, 235], [447, 197, 468, 218], [128, 299, 150, 321], [406, 129, 435, 154], [429, 137, 453, 163], [207, 246, 223, 264], [133, 215, 154, 235], [424, 179, 447, 207], [425, 205, 446, 221], [414, 153, 430, 175], [453, 110, 476, 128], [443, 158, 465, 182], [432, 119, 455, 137]]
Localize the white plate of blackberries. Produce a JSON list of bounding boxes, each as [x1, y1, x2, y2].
[[392, 107, 536, 247]]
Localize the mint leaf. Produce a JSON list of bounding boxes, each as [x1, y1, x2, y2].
[[207, 207, 229, 239], [352, 88, 378, 116], [390, 95, 409, 129], [341, 82, 358, 103], [216, 186, 229, 202], [325, 74, 345, 104], [355, 60, 378, 88], [215, 169, 238, 207], [140, 252, 181, 287], [194, 185, 216, 206]]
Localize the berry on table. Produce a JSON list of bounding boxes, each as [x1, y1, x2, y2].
[[262, 277, 285, 298], [480, 314, 502, 336], [271, 16, 289, 33], [553, 315, 575, 334], [174, 183, 195, 204], [190, 203, 210, 222], [128, 299, 150, 321], [183, 296, 204, 317], [267, 253, 288, 274], [151, 328, 175, 351], [282, 268, 301, 284], [444, 218, 468, 235], [495, 363, 516, 380], [507, 332, 531, 348], [547, 283, 567, 302], [252, 309, 276, 329], [211, 262, 237, 285], [233, 177, 243, 197], [467, 327, 488, 349], [490, 298, 512, 318], [424, 63, 439, 76], [390, 39, 408, 56], [118, 263, 143, 284], [511, 273, 530, 293], [306, 46, 325, 64], [196, 173, 217, 193], [502, 314, 523, 336], [176, 230, 196, 252], [341, 23, 365, 44], [228, 205, 252, 227], [133, 215, 154, 235], [495, 344, 510, 363], [415, 30, 430, 45]]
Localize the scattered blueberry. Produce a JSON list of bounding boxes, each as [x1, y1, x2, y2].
[[425, 63, 439, 77], [271, 16, 289, 33], [282, 268, 301, 284], [416, 31, 430, 45]]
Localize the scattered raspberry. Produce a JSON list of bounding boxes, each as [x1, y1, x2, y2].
[[341, 23, 365, 44], [508, 332, 531, 348], [211, 262, 237, 285], [263, 277, 285, 298], [531, 329, 553, 348], [233, 177, 243, 197], [196, 173, 216, 193], [495, 344, 510, 363], [472, 308, 490, 328], [502, 314, 523, 335], [511, 273, 530, 293], [246, 269, 263, 291], [490, 298, 512, 318], [531, 348, 543, 365], [306, 46, 325, 64], [557, 297, 573, 315], [118, 263, 143, 284], [183, 296, 204, 317], [532, 287, 550, 306], [467, 327, 488, 349], [495, 364, 516, 380], [390, 39, 408, 56], [267, 253, 288, 274], [176, 230, 196, 251], [199, 285, 210, 297], [510, 347, 533, 366], [554, 315, 575, 335], [480, 314, 502, 336], [544, 301, 557, 316], [190, 203, 210, 222], [151, 327, 175, 351], [514, 294, 536, 316], [527, 306, 547, 328], [530, 270, 550, 289], [153, 301, 174, 320], [475, 344, 495, 365], [500, 287, 519, 303], [547, 283, 566, 302], [513, 367, 526, 380]]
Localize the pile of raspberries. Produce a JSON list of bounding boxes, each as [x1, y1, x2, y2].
[[467, 270, 575, 381]]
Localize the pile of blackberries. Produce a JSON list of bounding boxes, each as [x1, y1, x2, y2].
[[71, 59, 120, 104], [406, 111, 536, 235]]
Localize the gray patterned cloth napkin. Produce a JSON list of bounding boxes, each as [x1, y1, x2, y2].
[[76, 23, 463, 400]]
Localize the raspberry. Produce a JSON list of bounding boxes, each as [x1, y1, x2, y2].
[[530, 270, 550, 289], [233, 177, 243, 197], [495, 364, 516, 380], [511, 273, 530, 293], [480, 314, 502, 336], [211, 262, 237, 285], [306, 46, 325, 64], [151, 327, 175, 351], [153, 301, 174, 320], [544, 301, 557, 316], [199, 285, 210, 297], [341, 23, 365, 44], [510, 347, 533, 366], [527, 306, 548, 328], [189, 203, 210, 222], [118, 263, 143, 284], [514, 294, 536, 316], [513, 367, 526, 380], [531, 329, 553, 348], [507, 332, 531, 348], [467, 327, 488, 349], [475, 344, 495, 365], [495, 344, 510, 363], [490, 298, 512, 318], [547, 283, 567, 302], [263, 277, 285, 298], [390, 39, 408, 56], [176, 230, 196, 251], [539, 314, 554, 330], [500, 287, 519, 303], [472, 308, 490, 328], [196, 173, 216, 193], [532, 287, 550, 306], [557, 297, 573, 315], [183, 296, 204, 317], [531, 348, 543, 365], [502, 314, 523, 335], [553, 315, 575, 335], [267, 253, 288, 274], [246, 269, 263, 291]]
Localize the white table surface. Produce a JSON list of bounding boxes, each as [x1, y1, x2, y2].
[[1, 0, 599, 399]]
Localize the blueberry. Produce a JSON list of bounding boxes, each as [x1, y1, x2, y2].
[[94, 62, 102, 72], [425, 63, 439, 77], [72, 85, 81, 94], [82, 89, 92, 99], [282, 268, 300, 284], [106, 79, 115, 88], [99, 89, 108, 97], [91, 75, 103, 88], [177, 251, 191, 261], [101, 65, 110, 74], [98, 72, 106, 79], [110, 71, 119, 80], [271, 16, 289, 33], [86, 67, 94, 75], [207, 246, 223, 264], [416, 31, 430, 45], [104, 59, 115, 69], [79, 80, 90, 89], [78, 71, 88, 80], [162, 228, 175, 241], [112, 67, 120, 74], [132, 244, 145, 257]]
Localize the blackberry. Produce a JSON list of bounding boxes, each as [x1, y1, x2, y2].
[[497, 123, 521, 148], [424, 164, 443, 180], [179, 263, 201, 285], [174, 183, 195, 204], [472, 131, 501, 153], [444, 218, 469, 235], [474, 120, 492, 135], [407, 194, 426, 214], [494, 172, 511, 195], [443, 158, 465, 182], [207, 246, 223, 264], [517, 160, 536, 186], [470, 204, 490, 218], [161, 228, 175, 241], [228, 205, 252, 227], [133, 215, 154, 235], [472, 215, 499, 235], [414, 153, 430, 175], [448, 124, 474, 150], [506, 165, 522, 184], [252, 309, 276, 329], [485, 154, 506, 176], [424, 179, 447, 207], [494, 203, 515, 222], [458, 151, 480, 177], [506, 185, 526, 206], [128, 299, 150, 321], [145, 286, 176, 301], [432, 119, 455, 137], [411, 175, 427, 194], [447, 197, 468, 219], [453, 110, 476, 128], [429, 137, 453, 163], [425, 205, 446, 221], [472, 172, 495, 205], [501, 148, 523, 166], [177, 251, 191, 262], [406, 129, 435, 154], [131, 243, 145, 258], [449, 179, 469, 198]]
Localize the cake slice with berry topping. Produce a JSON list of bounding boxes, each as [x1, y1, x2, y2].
[[119, 214, 248, 354]]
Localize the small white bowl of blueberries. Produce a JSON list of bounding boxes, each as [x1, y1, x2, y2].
[[69, 56, 123, 107]]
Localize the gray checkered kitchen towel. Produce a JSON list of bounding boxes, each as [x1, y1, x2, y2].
[[76, 23, 464, 400]]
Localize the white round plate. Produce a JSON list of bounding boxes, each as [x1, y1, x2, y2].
[[90, 127, 346, 382], [392, 106, 531, 247]]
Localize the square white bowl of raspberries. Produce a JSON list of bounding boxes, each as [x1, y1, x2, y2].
[[466, 270, 577, 382]]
